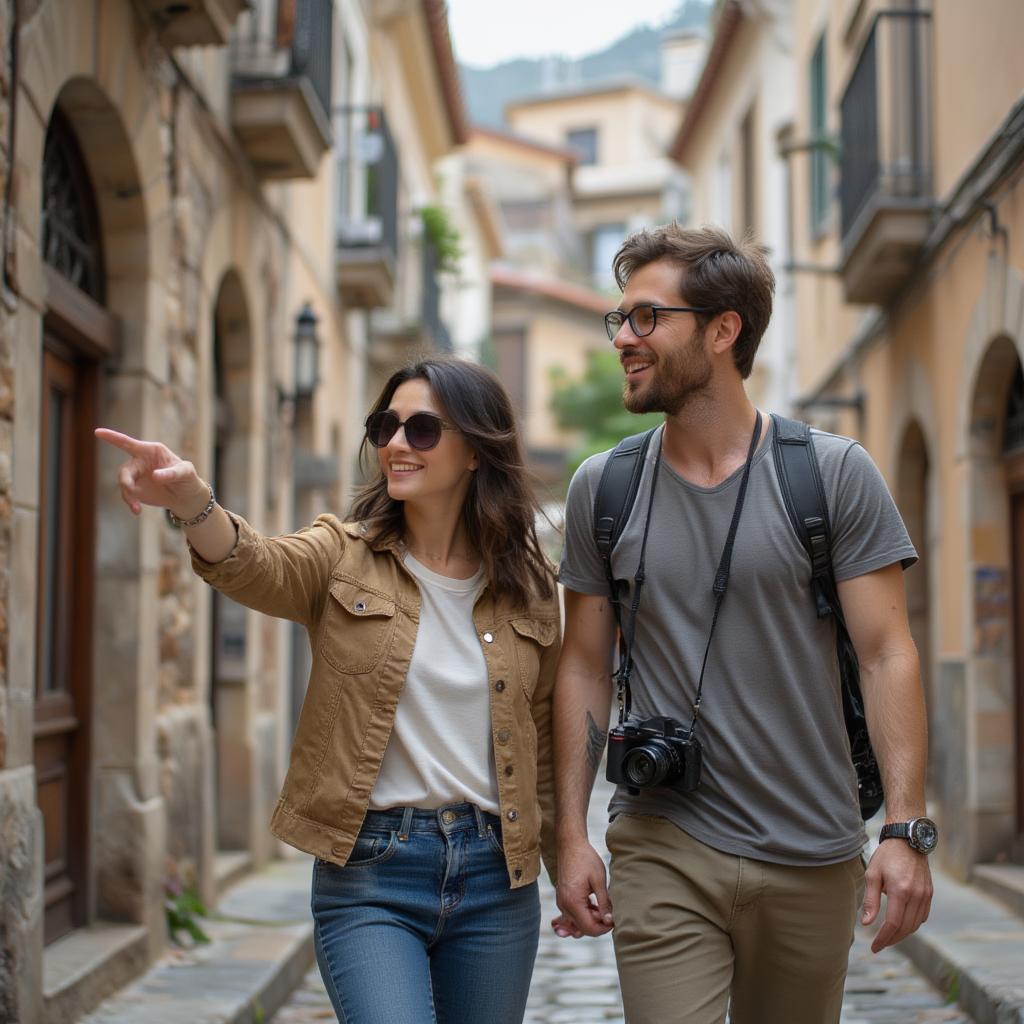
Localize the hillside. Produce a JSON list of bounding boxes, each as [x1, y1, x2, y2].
[[458, 0, 711, 128]]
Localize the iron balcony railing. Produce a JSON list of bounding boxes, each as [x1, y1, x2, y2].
[[335, 107, 399, 267], [422, 238, 452, 352], [839, 9, 932, 242], [231, 0, 333, 127]]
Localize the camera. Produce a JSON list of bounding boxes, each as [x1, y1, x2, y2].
[[606, 716, 702, 795]]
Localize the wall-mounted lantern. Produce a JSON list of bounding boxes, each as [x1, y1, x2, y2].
[[279, 301, 320, 412], [292, 301, 320, 402]]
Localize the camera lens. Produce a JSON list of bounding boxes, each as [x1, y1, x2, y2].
[[623, 741, 676, 788]]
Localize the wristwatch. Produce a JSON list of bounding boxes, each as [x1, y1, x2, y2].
[[879, 817, 938, 854]]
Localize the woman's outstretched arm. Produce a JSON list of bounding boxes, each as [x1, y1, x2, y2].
[[96, 427, 236, 563]]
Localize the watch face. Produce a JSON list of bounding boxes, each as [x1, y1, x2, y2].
[[910, 817, 938, 853]]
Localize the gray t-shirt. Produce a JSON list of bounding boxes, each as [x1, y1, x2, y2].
[[559, 418, 917, 866]]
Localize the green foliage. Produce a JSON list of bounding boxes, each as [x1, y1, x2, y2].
[[945, 969, 960, 1005], [812, 134, 842, 163], [420, 204, 462, 274], [165, 886, 210, 946], [478, 335, 498, 372], [550, 351, 663, 479]]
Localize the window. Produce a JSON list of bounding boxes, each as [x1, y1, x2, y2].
[[591, 223, 626, 289], [809, 32, 830, 235], [566, 128, 599, 166]]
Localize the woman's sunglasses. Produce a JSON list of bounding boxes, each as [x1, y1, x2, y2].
[[364, 410, 456, 451]]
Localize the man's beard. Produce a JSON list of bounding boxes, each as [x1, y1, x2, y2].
[[622, 326, 712, 415]]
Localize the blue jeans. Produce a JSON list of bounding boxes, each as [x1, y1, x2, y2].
[[311, 802, 541, 1024]]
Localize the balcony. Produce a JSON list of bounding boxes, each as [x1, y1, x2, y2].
[[335, 109, 399, 309], [230, 0, 332, 180], [141, 0, 249, 46], [839, 10, 932, 305], [369, 238, 452, 369]]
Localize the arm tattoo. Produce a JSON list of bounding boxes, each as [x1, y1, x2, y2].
[[585, 710, 607, 777]]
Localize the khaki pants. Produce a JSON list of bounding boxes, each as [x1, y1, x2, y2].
[[606, 813, 865, 1024]]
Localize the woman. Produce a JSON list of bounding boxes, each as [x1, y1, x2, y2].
[[97, 357, 560, 1024]]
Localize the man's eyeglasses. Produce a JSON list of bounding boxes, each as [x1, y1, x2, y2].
[[364, 410, 456, 451], [604, 303, 714, 342]]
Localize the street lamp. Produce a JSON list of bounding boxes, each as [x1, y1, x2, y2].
[[292, 302, 320, 402]]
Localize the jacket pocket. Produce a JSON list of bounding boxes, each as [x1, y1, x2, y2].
[[320, 577, 397, 674], [509, 616, 557, 700]]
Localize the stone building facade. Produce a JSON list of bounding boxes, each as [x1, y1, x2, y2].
[[0, 1, 467, 1021], [788, 0, 1024, 878]]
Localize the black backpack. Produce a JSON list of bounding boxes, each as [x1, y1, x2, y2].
[[592, 413, 884, 821]]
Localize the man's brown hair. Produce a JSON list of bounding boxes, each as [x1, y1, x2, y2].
[[612, 223, 775, 379]]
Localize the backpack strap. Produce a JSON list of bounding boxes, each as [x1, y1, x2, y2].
[[593, 427, 657, 592], [771, 413, 884, 819], [770, 414, 835, 619], [592, 427, 658, 724]]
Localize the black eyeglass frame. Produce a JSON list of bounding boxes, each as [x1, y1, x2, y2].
[[604, 303, 715, 342], [364, 410, 457, 451]]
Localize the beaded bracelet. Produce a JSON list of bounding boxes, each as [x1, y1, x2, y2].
[[166, 486, 217, 529]]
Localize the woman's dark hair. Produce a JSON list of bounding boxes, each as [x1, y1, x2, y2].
[[349, 357, 555, 608]]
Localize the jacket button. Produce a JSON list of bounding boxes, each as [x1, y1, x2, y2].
[[506, 809, 518, 822], [495, 679, 506, 692], [514, 868, 523, 880], [483, 632, 494, 643], [504, 765, 514, 776], [354, 601, 367, 613], [331, 845, 345, 857], [497, 729, 511, 744]]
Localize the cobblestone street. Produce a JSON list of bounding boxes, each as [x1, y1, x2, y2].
[[272, 779, 972, 1024]]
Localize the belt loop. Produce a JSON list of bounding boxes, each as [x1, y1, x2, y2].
[[398, 806, 414, 841], [471, 803, 486, 838]]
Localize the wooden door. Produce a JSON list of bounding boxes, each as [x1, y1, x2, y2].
[[34, 339, 96, 943]]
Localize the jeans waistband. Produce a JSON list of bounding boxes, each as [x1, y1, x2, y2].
[[361, 802, 499, 839]]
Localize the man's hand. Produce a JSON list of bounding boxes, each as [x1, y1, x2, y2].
[[861, 840, 933, 953], [555, 840, 614, 937]]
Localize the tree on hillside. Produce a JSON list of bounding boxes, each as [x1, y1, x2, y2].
[[550, 351, 662, 480]]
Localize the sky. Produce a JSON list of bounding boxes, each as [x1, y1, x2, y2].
[[446, 0, 685, 68]]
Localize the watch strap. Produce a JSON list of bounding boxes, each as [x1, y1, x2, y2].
[[879, 822, 911, 842]]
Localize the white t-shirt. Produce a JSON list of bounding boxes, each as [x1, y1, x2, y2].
[[369, 552, 500, 812]]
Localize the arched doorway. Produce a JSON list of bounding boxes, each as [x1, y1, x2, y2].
[[210, 273, 253, 858], [35, 107, 113, 944], [896, 420, 933, 783], [965, 334, 1022, 866], [1004, 360, 1024, 858]]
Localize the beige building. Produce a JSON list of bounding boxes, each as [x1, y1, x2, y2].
[[0, 1, 466, 1021], [506, 79, 691, 291], [353, 0, 468, 399], [788, 0, 1024, 877], [462, 127, 582, 282], [669, 0, 796, 414], [467, 59, 707, 483], [489, 265, 608, 487]]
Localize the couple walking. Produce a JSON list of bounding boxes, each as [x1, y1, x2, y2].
[[98, 224, 933, 1024]]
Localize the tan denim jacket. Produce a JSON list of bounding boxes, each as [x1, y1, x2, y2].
[[190, 512, 560, 889]]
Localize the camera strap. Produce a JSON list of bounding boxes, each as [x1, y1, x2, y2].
[[611, 411, 763, 732]]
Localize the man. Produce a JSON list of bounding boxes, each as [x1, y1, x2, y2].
[[552, 224, 933, 1024]]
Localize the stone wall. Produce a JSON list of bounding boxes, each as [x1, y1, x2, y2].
[[0, 769, 42, 1024]]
